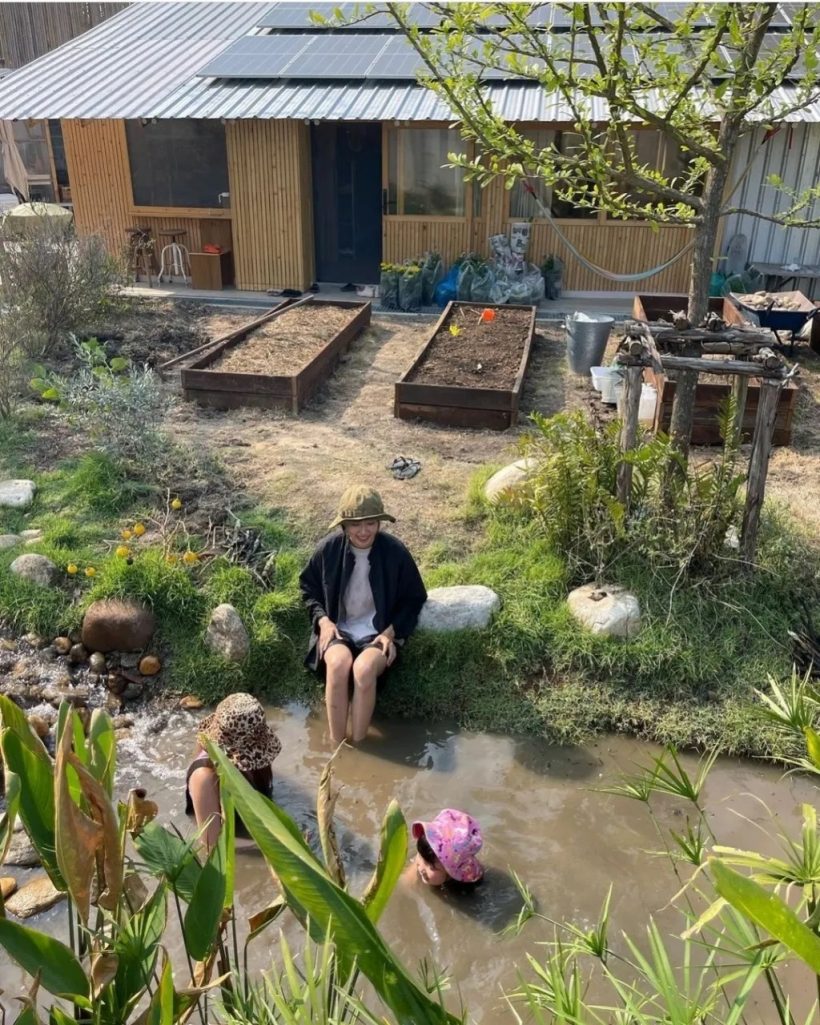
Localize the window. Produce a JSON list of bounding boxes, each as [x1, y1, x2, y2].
[[509, 130, 597, 220], [13, 120, 50, 176], [125, 120, 229, 208], [48, 121, 69, 187], [549, 131, 598, 219], [386, 128, 466, 216], [624, 130, 691, 207]]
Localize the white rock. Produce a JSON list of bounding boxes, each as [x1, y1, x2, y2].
[[567, 583, 641, 639], [19, 529, 42, 540], [0, 480, 36, 509], [484, 458, 535, 503], [418, 585, 501, 632], [10, 553, 59, 588], [0, 534, 22, 550], [204, 603, 250, 662]]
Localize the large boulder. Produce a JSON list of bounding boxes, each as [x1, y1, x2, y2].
[[418, 585, 501, 632], [82, 598, 156, 653], [5, 875, 65, 918], [10, 553, 58, 587], [0, 479, 35, 509], [0, 534, 21, 550], [484, 459, 535, 504], [204, 603, 250, 662], [567, 583, 641, 639]]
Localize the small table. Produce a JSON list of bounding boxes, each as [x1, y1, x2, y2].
[[752, 261, 820, 297], [189, 249, 234, 290]]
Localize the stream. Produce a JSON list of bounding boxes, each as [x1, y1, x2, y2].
[[2, 701, 818, 1022]]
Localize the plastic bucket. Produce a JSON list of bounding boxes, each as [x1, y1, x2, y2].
[[566, 313, 614, 375], [590, 365, 615, 392], [600, 369, 623, 404], [615, 382, 658, 422]]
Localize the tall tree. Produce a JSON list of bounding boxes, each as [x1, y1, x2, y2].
[[379, 2, 820, 323]]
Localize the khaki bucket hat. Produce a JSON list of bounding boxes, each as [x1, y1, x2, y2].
[[329, 485, 396, 530]]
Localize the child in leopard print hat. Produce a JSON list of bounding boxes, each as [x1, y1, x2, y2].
[[185, 692, 281, 851]]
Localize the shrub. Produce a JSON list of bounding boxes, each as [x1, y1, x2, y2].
[[0, 310, 27, 419], [0, 219, 124, 356]]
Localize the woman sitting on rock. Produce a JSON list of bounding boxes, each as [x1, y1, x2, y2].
[[185, 692, 281, 851], [299, 485, 427, 744]]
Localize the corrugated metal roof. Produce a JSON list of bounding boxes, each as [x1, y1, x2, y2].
[[0, 1, 817, 122]]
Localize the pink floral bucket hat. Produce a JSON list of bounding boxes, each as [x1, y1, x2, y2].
[[412, 809, 484, 883]]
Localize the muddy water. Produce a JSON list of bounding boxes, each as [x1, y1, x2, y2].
[[2, 703, 819, 1022]]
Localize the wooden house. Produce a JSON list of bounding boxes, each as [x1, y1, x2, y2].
[[0, 2, 816, 295]]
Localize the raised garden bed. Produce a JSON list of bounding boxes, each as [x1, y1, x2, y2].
[[632, 293, 753, 327], [395, 301, 536, 430], [181, 299, 371, 412], [644, 366, 798, 446]]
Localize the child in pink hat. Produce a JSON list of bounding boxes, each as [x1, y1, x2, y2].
[[411, 809, 484, 889]]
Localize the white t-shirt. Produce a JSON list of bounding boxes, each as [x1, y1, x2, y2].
[[338, 546, 376, 642]]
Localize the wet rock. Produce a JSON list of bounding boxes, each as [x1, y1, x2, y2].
[[28, 714, 50, 739], [204, 603, 250, 662], [81, 599, 155, 653], [22, 632, 49, 649], [180, 695, 204, 710], [69, 629, 82, 645], [106, 695, 123, 714], [68, 643, 88, 664], [5, 875, 65, 918], [120, 653, 141, 669], [0, 533, 22, 550], [0, 479, 36, 509], [1, 877, 17, 899], [122, 681, 144, 702], [39, 645, 57, 661], [115, 728, 131, 742], [567, 583, 641, 640], [139, 655, 161, 676], [112, 715, 133, 729], [0, 638, 16, 651], [106, 675, 127, 696], [4, 832, 40, 867], [11, 554, 58, 588], [418, 585, 501, 632], [53, 636, 72, 655], [88, 652, 107, 674], [484, 458, 535, 504]]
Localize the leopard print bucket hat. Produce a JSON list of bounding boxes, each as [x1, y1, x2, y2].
[[199, 693, 281, 772]]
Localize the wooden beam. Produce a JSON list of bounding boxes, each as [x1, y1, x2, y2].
[[616, 365, 644, 506], [740, 379, 781, 564], [658, 355, 786, 378]]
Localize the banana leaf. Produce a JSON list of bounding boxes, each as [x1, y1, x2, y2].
[[207, 740, 459, 1025], [0, 918, 90, 1004], [134, 822, 202, 902], [183, 828, 226, 961], [89, 709, 117, 796], [360, 799, 408, 925]]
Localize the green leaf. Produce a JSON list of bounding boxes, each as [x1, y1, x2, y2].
[[360, 799, 408, 924], [712, 860, 820, 972], [134, 822, 202, 903], [109, 356, 128, 372], [0, 919, 90, 1003], [49, 1009, 75, 1025], [28, 378, 47, 393], [41, 388, 60, 402], [55, 726, 101, 923], [207, 740, 459, 1025], [89, 709, 117, 795], [183, 834, 226, 961], [145, 956, 174, 1025], [804, 726, 820, 770], [0, 771, 21, 867], [113, 881, 167, 1014]]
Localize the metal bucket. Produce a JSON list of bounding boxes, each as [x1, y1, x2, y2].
[[566, 314, 614, 375]]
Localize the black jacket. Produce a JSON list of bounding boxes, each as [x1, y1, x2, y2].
[[299, 530, 427, 670]]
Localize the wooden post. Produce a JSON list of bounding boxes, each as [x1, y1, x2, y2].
[[730, 374, 749, 447], [669, 357, 698, 460], [616, 365, 644, 506], [740, 379, 781, 564]]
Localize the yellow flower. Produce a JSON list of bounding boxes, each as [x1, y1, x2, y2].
[[85, 566, 96, 577], [449, 324, 461, 337], [133, 522, 146, 537], [121, 528, 132, 540], [171, 497, 183, 511], [165, 554, 179, 565], [66, 563, 78, 575], [115, 545, 130, 558], [182, 550, 199, 565]]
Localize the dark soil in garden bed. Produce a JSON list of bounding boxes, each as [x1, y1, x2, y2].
[[211, 304, 357, 375], [407, 306, 531, 389]]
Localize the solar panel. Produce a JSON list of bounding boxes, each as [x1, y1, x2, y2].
[[257, 2, 445, 31], [197, 34, 313, 77]]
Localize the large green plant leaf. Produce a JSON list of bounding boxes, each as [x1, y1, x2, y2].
[[361, 799, 408, 924], [1, 731, 62, 887], [89, 709, 117, 796], [134, 822, 201, 903], [712, 860, 820, 972], [183, 833, 226, 962], [55, 725, 102, 923], [66, 748, 123, 912], [0, 919, 90, 1004], [207, 740, 459, 1025], [145, 956, 174, 1025], [0, 694, 50, 757], [221, 789, 235, 910], [0, 771, 21, 866], [112, 881, 167, 1016]]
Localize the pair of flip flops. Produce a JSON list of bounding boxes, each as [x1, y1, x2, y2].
[[388, 455, 421, 480]]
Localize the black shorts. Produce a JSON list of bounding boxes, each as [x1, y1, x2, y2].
[[318, 632, 397, 689]]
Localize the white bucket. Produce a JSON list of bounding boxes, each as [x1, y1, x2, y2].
[[590, 365, 614, 392], [599, 368, 623, 404], [615, 382, 658, 423]]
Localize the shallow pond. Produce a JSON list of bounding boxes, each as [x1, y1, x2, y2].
[[2, 702, 818, 1022]]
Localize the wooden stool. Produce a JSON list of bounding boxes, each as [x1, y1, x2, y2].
[[126, 227, 157, 287], [158, 228, 190, 283]]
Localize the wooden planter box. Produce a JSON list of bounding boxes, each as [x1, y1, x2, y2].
[[181, 299, 371, 412], [395, 301, 537, 430], [644, 366, 798, 446], [632, 293, 753, 327]]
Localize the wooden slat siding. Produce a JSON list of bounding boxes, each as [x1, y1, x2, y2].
[[0, 3, 127, 67], [383, 219, 474, 265], [227, 120, 314, 292], [61, 119, 131, 255]]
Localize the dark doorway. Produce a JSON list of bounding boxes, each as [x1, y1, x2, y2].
[[311, 123, 382, 283]]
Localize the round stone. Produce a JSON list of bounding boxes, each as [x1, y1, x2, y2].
[[180, 695, 204, 710], [566, 583, 642, 639], [0, 479, 36, 509], [417, 585, 501, 632], [53, 636, 72, 655], [88, 652, 107, 674], [0, 534, 22, 550], [138, 655, 161, 676], [10, 554, 59, 588], [68, 643, 88, 664]]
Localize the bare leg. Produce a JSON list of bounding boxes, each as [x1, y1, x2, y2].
[[323, 644, 354, 744], [350, 647, 388, 743]]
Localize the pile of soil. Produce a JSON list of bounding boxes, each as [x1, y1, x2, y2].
[[212, 304, 356, 375], [407, 306, 532, 389]]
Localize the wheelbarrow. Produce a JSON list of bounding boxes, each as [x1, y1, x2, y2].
[[731, 291, 820, 352]]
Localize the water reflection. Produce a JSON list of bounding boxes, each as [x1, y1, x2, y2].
[[1, 702, 818, 1024]]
